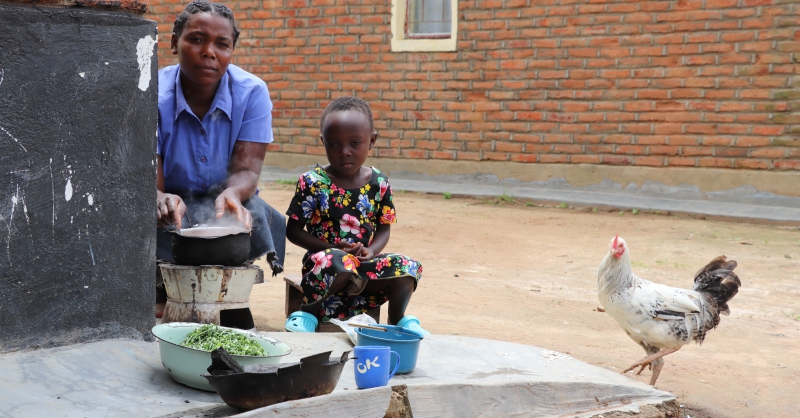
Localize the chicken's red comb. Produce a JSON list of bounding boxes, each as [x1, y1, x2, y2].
[[613, 233, 619, 247]]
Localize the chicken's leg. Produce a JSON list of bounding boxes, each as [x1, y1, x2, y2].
[[649, 356, 665, 386], [623, 347, 679, 385]]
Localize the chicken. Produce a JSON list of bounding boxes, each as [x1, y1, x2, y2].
[[597, 235, 741, 386]]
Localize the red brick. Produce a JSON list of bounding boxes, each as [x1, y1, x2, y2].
[[774, 161, 800, 170], [735, 159, 771, 169], [634, 157, 665, 167], [683, 147, 714, 156], [665, 157, 696, 167], [602, 156, 633, 165], [568, 155, 599, 164], [539, 154, 570, 163], [697, 158, 733, 168], [750, 148, 786, 158], [510, 154, 539, 163], [716, 148, 750, 157]]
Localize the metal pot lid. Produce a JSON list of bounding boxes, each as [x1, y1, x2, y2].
[[171, 225, 251, 238]]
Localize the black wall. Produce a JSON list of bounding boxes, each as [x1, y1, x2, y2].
[[0, 4, 157, 352]]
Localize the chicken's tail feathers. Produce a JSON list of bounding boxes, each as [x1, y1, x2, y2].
[[693, 255, 736, 277], [693, 256, 741, 316]]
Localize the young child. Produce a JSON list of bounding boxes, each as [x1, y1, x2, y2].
[[284, 96, 426, 334]]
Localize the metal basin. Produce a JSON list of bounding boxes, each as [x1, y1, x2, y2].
[[151, 322, 292, 392]]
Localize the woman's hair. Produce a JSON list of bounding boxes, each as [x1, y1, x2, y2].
[[173, 1, 240, 47], [320, 96, 375, 132]]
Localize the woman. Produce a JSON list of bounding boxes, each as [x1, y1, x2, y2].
[[155, 1, 285, 314]]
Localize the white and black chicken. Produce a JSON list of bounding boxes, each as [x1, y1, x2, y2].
[[597, 235, 741, 385]]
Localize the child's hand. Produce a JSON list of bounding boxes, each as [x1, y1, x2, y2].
[[336, 241, 363, 256], [356, 247, 375, 262]]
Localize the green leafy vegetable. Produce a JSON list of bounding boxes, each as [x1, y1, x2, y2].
[[179, 324, 267, 356]]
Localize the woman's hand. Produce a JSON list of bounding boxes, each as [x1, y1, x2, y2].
[[157, 192, 186, 229], [215, 188, 253, 229]]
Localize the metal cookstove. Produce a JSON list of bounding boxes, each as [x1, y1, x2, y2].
[[158, 262, 264, 330]]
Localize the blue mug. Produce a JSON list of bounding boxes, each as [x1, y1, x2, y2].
[[353, 346, 400, 389]]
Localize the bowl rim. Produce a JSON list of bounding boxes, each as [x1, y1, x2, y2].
[[354, 326, 423, 342], [151, 322, 293, 359]]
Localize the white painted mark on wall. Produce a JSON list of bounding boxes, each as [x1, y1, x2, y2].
[[0, 212, 11, 266], [22, 197, 29, 224], [65, 178, 73, 201], [136, 35, 157, 91], [0, 69, 28, 153], [0, 125, 27, 152], [49, 158, 55, 226], [10, 185, 18, 224]]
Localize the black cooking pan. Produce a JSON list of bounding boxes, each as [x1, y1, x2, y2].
[[204, 349, 352, 411], [169, 226, 251, 266]]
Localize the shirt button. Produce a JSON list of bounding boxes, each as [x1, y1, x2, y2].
[[200, 156, 207, 162], [201, 129, 206, 135]]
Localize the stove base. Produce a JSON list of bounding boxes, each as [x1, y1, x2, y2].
[[161, 300, 255, 330]]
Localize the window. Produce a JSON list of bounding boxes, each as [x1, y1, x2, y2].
[[391, 0, 458, 52], [406, 0, 452, 39]]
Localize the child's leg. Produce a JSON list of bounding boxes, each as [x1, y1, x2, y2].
[[299, 271, 357, 317], [363, 276, 416, 325]]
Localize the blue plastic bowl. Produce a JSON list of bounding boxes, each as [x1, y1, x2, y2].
[[354, 325, 423, 374]]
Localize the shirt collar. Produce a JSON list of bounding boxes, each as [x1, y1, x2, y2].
[[173, 67, 233, 121]]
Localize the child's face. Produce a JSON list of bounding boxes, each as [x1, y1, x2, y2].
[[320, 110, 376, 178], [171, 12, 235, 88]]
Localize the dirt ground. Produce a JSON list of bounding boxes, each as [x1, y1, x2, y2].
[[251, 182, 800, 418]]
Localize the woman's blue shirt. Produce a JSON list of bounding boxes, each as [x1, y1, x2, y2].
[[157, 64, 273, 197]]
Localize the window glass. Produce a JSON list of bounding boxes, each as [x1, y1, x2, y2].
[[406, 0, 452, 38]]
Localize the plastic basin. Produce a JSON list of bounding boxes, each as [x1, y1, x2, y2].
[[151, 322, 292, 391], [355, 325, 423, 374]]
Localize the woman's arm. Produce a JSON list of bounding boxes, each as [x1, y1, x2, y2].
[[215, 141, 268, 229], [156, 155, 186, 228]]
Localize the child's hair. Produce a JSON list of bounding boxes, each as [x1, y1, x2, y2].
[[173, 1, 240, 47], [320, 96, 374, 133]]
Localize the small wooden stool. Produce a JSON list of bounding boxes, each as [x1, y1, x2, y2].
[[283, 274, 380, 333]]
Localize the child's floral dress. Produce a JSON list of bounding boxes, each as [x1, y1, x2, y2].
[[286, 165, 423, 321]]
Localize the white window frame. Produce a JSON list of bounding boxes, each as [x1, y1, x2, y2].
[[391, 0, 458, 52]]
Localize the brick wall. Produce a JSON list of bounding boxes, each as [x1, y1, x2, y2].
[[146, 0, 800, 171]]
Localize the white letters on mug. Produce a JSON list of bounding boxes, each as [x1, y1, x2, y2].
[[356, 356, 381, 374]]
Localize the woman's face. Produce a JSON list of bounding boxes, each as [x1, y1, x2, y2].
[[171, 12, 235, 88]]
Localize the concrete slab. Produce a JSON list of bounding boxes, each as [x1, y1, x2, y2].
[[0, 339, 232, 418], [260, 165, 800, 223], [0, 332, 673, 418], [234, 333, 674, 418]]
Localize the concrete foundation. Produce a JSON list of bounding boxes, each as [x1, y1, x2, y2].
[[0, 332, 674, 418]]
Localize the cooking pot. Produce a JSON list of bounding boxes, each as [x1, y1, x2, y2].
[[169, 226, 251, 266]]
